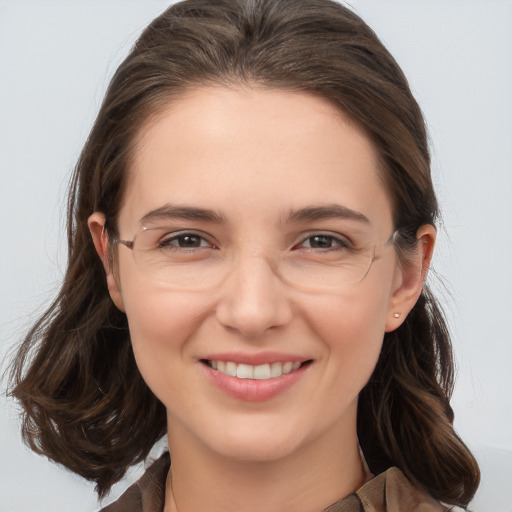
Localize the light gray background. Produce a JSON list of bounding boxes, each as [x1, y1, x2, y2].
[[1, 1, 511, 511]]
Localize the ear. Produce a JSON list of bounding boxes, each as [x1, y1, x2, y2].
[[385, 224, 436, 332], [88, 212, 126, 312]]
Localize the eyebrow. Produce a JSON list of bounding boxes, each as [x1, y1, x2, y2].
[[139, 203, 369, 226], [285, 204, 370, 225], [140, 204, 225, 225]]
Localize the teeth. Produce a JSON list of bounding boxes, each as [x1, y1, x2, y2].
[[225, 361, 237, 377], [270, 362, 282, 378], [208, 360, 303, 379], [236, 364, 254, 379], [253, 364, 271, 380]]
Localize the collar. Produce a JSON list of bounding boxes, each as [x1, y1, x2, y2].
[[100, 453, 446, 512]]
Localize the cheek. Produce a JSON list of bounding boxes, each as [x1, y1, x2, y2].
[[125, 289, 191, 344], [120, 280, 208, 398], [304, 279, 393, 392]]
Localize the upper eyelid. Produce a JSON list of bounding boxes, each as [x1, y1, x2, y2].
[[142, 227, 358, 246], [294, 230, 353, 245], [149, 227, 213, 238], [294, 236, 351, 251], [151, 229, 218, 247]]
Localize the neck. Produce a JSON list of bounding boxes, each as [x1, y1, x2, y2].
[[164, 415, 367, 512]]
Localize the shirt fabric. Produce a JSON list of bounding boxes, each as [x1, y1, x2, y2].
[[100, 452, 450, 512]]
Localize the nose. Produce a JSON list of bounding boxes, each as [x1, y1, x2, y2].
[[215, 252, 293, 338]]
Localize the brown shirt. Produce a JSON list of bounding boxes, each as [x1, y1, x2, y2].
[[100, 453, 449, 512]]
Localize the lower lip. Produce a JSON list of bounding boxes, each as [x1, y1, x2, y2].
[[201, 362, 310, 402]]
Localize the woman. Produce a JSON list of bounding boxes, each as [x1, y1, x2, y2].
[[9, 0, 480, 510]]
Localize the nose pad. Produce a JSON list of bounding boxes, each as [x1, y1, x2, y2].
[[215, 255, 293, 338]]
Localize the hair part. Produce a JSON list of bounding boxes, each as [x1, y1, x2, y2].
[[9, 0, 479, 504]]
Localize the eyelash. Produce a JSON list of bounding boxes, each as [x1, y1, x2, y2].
[[157, 231, 352, 252], [158, 232, 217, 250], [294, 233, 352, 251]]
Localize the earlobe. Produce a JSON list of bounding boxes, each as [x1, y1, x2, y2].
[[88, 212, 126, 312], [385, 224, 436, 332]]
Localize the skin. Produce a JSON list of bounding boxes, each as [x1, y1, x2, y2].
[[89, 86, 435, 512]]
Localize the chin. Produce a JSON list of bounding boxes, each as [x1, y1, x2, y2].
[[212, 434, 302, 463], [196, 415, 316, 463]]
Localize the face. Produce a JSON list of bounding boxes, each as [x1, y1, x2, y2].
[[90, 86, 428, 464]]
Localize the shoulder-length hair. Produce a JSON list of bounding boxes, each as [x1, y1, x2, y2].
[[10, 0, 479, 505]]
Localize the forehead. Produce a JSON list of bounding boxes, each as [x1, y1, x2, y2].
[[120, 86, 393, 233]]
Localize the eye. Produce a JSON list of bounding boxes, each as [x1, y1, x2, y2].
[[159, 232, 215, 250], [297, 234, 351, 250]]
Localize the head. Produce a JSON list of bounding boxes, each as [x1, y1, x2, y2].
[[83, 0, 436, 253], [12, 0, 479, 505]]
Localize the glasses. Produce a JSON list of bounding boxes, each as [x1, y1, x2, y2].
[[111, 226, 397, 292]]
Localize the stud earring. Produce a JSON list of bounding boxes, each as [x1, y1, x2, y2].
[[393, 312, 401, 318]]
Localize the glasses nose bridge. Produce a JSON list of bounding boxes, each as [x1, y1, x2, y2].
[[226, 241, 283, 286]]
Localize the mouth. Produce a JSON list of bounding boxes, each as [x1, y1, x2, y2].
[[201, 359, 312, 380]]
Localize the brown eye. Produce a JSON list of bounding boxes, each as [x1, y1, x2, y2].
[[309, 235, 334, 248], [300, 234, 349, 250], [160, 233, 210, 249], [175, 235, 202, 247]]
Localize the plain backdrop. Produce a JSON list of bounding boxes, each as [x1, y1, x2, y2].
[[1, 1, 511, 511]]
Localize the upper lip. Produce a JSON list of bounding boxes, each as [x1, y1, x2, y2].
[[199, 351, 311, 366]]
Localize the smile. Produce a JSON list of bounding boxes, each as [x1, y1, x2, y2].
[[205, 360, 303, 380]]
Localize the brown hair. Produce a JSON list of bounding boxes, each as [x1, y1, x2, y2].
[[9, 0, 479, 505]]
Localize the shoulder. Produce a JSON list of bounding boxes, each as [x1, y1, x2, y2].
[[355, 467, 451, 512], [99, 453, 170, 512], [369, 467, 452, 512], [324, 466, 458, 511]]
